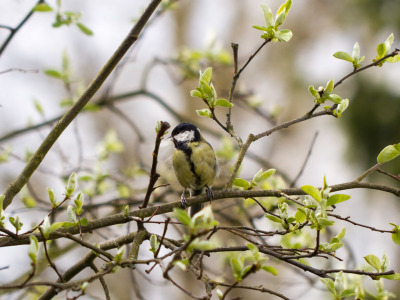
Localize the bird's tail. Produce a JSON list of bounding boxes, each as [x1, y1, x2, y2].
[[190, 189, 203, 217]]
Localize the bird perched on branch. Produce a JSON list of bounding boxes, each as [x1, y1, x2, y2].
[[171, 123, 217, 216]]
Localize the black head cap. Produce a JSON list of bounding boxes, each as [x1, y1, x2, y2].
[[171, 123, 201, 148]]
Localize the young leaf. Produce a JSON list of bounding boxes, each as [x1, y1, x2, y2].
[[196, 109, 212, 118], [377, 143, 400, 163], [261, 4, 274, 27], [173, 208, 192, 227], [333, 51, 353, 62], [326, 194, 351, 207], [364, 254, 381, 272], [301, 185, 322, 202], [44, 69, 63, 79], [233, 178, 251, 189], [255, 169, 276, 183], [76, 23, 94, 36], [28, 236, 39, 262], [33, 3, 53, 12], [65, 172, 77, 197], [200, 67, 212, 84], [352, 42, 361, 61], [261, 265, 278, 275], [265, 214, 282, 224], [230, 258, 243, 282], [215, 98, 233, 108]]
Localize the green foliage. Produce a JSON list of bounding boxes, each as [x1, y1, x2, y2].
[[149, 234, 160, 254], [35, 0, 93, 35], [176, 33, 232, 79], [300, 178, 350, 230], [377, 142, 400, 163], [74, 193, 84, 215], [28, 236, 39, 263], [252, 0, 293, 42], [233, 168, 276, 190], [98, 130, 125, 160], [113, 245, 126, 263], [65, 172, 77, 197], [47, 188, 59, 208], [190, 67, 233, 118], [9, 216, 23, 234], [0, 194, 5, 228], [174, 206, 219, 236], [319, 228, 346, 253], [333, 42, 365, 69], [230, 243, 278, 282], [374, 33, 400, 65], [40, 216, 63, 239], [308, 79, 349, 114], [389, 223, 400, 245], [215, 137, 237, 160], [0, 146, 11, 163], [320, 272, 355, 300]]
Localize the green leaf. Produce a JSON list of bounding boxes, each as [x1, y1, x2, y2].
[[327, 94, 342, 104], [67, 205, 77, 223], [275, 29, 293, 42], [301, 185, 322, 202], [255, 169, 276, 183], [252, 25, 269, 31], [191, 240, 215, 251], [150, 234, 160, 253], [65, 172, 77, 197], [324, 78, 334, 95], [44, 69, 63, 79], [80, 217, 88, 226], [200, 67, 212, 84], [33, 3, 53, 12], [265, 214, 282, 224], [230, 258, 243, 281], [261, 265, 278, 275], [190, 89, 202, 98], [376, 43, 386, 58], [233, 178, 251, 189], [386, 55, 400, 63], [196, 109, 212, 118], [333, 51, 353, 62], [174, 208, 192, 227], [320, 278, 336, 295], [384, 33, 394, 53], [352, 42, 361, 61], [377, 143, 400, 163], [275, 11, 286, 28], [364, 254, 381, 272], [28, 236, 39, 262], [76, 23, 94, 36], [295, 210, 306, 223], [318, 218, 335, 227], [382, 273, 400, 280], [261, 4, 274, 27], [308, 85, 319, 98], [326, 194, 351, 206], [215, 98, 233, 108]]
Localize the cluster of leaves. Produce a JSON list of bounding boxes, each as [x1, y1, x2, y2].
[[230, 243, 278, 283], [190, 67, 233, 118], [334, 33, 400, 69], [299, 177, 350, 231], [176, 34, 232, 79], [252, 0, 293, 42], [308, 78, 350, 117], [173, 206, 218, 270], [233, 168, 276, 190], [33, 1, 93, 35]]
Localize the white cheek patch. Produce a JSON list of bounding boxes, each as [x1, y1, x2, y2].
[[174, 130, 195, 143]]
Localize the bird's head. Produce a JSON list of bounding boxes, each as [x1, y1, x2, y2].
[[171, 123, 201, 149]]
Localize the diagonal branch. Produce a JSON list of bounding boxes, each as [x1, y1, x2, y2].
[[2, 0, 163, 210]]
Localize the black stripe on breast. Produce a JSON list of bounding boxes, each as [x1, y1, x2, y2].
[[181, 144, 201, 188]]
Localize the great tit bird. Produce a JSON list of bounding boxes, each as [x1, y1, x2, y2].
[[171, 123, 217, 216]]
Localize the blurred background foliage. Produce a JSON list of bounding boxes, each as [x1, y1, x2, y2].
[[1, 0, 400, 299]]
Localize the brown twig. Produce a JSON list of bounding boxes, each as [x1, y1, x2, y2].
[[140, 121, 170, 209]]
